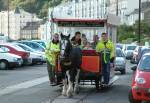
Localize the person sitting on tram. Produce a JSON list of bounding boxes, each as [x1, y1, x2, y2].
[[71, 31, 82, 47], [91, 34, 99, 49], [71, 31, 82, 68], [83, 42, 93, 50]]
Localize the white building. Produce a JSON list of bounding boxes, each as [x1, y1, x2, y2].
[[127, 8, 150, 25], [127, 1, 150, 25], [38, 21, 51, 41], [0, 7, 41, 40], [52, 0, 108, 19], [108, 0, 128, 24], [46, 0, 120, 41]]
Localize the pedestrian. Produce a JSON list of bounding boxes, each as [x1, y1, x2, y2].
[[96, 32, 115, 86], [45, 33, 60, 85]]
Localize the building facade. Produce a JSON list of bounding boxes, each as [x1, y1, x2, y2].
[[38, 21, 51, 41], [108, 0, 128, 24], [127, 1, 150, 25], [0, 7, 41, 40], [46, 0, 120, 41]]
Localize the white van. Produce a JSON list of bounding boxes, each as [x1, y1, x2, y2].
[[0, 48, 23, 70]]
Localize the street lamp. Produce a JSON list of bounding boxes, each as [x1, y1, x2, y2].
[[138, 0, 141, 45], [7, 0, 10, 40], [116, 0, 119, 43], [116, 0, 118, 16]]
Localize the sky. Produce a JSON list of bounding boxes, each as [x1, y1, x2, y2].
[[127, 0, 139, 13], [127, 0, 150, 13]]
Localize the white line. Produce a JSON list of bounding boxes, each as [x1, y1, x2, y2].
[[0, 76, 49, 96]]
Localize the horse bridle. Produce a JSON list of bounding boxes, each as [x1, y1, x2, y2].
[[60, 39, 68, 59]]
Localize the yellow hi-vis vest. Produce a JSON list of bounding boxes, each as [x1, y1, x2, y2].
[[45, 42, 60, 66], [96, 40, 115, 63]]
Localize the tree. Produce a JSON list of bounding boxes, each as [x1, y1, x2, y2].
[[133, 20, 150, 38], [2, 0, 64, 18], [118, 24, 136, 42]]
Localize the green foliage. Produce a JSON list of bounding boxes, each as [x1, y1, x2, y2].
[[0, 0, 8, 10], [118, 24, 136, 42], [118, 19, 150, 43], [0, 0, 64, 18], [133, 20, 150, 37]]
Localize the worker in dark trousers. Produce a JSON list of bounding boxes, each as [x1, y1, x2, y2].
[[96, 33, 115, 86]]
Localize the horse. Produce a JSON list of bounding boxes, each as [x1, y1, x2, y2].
[[59, 33, 82, 97]]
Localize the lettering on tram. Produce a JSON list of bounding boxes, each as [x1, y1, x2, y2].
[[57, 21, 105, 27]]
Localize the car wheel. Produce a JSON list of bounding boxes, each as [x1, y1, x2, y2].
[[121, 69, 126, 74], [0, 60, 9, 70], [129, 89, 142, 103]]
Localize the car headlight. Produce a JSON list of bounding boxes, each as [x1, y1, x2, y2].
[[136, 77, 146, 84]]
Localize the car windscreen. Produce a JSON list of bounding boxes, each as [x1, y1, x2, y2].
[[18, 44, 34, 52], [36, 42, 46, 48], [11, 45, 26, 51], [127, 46, 136, 50], [139, 55, 150, 71], [116, 49, 124, 57]]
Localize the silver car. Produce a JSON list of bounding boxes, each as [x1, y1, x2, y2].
[[115, 48, 126, 74]]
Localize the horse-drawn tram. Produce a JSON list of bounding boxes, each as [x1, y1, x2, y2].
[[47, 14, 120, 98]]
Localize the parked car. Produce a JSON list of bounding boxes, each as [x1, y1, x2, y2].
[[129, 53, 150, 103], [31, 40, 47, 48], [0, 44, 32, 65], [123, 45, 137, 59], [0, 48, 23, 70], [115, 48, 126, 74], [116, 43, 123, 50], [136, 47, 150, 64], [17, 41, 45, 52], [13, 43, 45, 64]]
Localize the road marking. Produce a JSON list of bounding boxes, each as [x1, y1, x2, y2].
[[0, 76, 49, 96]]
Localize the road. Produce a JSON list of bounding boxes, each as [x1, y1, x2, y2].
[[0, 61, 144, 103]]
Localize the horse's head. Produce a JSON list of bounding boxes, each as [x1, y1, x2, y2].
[[60, 33, 72, 58]]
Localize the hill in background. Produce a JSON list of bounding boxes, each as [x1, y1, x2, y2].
[[0, 0, 64, 18]]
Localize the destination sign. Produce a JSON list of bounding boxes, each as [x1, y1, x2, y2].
[[57, 21, 104, 27]]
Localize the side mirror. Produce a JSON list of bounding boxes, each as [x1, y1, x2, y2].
[[131, 65, 137, 71]]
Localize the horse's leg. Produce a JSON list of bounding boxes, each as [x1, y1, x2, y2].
[[66, 70, 73, 97], [62, 78, 67, 96], [74, 69, 80, 94], [61, 68, 67, 96]]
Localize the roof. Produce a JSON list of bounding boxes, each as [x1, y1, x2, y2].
[[129, 7, 150, 15], [21, 22, 40, 30], [14, 7, 20, 14]]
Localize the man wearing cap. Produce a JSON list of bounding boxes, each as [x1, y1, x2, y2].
[[96, 33, 115, 86]]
